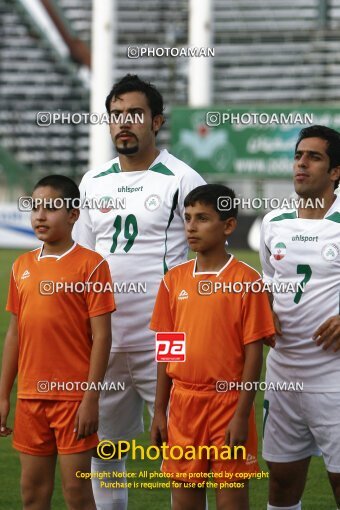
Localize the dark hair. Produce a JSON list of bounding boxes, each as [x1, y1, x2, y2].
[[184, 184, 238, 220], [295, 125, 340, 189], [33, 175, 80, 209], [105, 74, 164, 121]]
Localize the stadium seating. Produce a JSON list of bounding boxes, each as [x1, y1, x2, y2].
[[1, 0, 340, 186]]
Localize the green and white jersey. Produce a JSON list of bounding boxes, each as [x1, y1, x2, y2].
[[260, 195, 340, 391], [73, 149, 205, 352]]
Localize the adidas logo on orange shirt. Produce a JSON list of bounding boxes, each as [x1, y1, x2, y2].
[[178, 289, 188, 300], [21, 270, 30, 280]]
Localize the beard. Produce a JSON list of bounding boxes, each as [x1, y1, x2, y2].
[[116, 144, 139, 155], [115, 135, 139, 155]]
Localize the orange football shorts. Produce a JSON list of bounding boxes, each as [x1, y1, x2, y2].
[[162, 380, 259, 483], [13, 399, 98, 455]]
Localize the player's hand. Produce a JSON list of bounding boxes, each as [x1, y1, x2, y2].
[[272, 311, 282, 336], [313, 315, 340, 352], [150, 410, 168, 448], [74, 393, 99, 440], [262, 334, 276, 348], [225, 414, 248, 448], [0, 398, 12, 437]]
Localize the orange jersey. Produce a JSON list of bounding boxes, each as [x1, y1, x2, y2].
[[150, 256, 275, 385], [6, 243, 115, 400]]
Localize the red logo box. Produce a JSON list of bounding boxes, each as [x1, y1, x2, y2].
[[155, 332, 186, 362]]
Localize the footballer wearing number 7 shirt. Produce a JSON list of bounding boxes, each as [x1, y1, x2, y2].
[[260, 125, 340, 510]]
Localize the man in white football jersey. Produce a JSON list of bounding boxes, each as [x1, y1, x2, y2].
[[73, 74, 205, 510], [260, 125, 340, 510]]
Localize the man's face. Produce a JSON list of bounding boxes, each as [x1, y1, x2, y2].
[[293, 137, 339, 197], [109, 91, 162, 156], [184, 202, 235, 253]]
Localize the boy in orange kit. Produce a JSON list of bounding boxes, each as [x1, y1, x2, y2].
[[150, 184, 275, 510], [0, 175, 115, 510]]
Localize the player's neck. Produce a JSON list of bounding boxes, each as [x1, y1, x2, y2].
[[119, 148, 160, 172], [41, 237, 75, 257], [297, 190, 336, 219], [195, 249, 231, 273]]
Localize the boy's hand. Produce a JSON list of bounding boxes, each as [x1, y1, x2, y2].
[[74, 393, 99, 440], [151, 410, 168, 448], [0, 398, 12, 436], [225, 414, 248, 448]]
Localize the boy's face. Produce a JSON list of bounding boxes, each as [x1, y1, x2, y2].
[[184, 201, 236, 253], [31, 186, 79, 243]]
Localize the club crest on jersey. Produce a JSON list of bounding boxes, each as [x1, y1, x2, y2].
[[98, 196, 114, 213], [273, 242, 286, 260], [144, 194, 161, 211], [321, 243, 339, 261]]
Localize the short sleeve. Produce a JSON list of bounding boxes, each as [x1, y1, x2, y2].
[[178, 170, 206, 221], [150, 278, 174, 331], [241, 278, 275, 345], [85, 258, 116, 318], [72, 175, 96, 250], [6, 265, 19, 315], [259, 217, 275, 285]]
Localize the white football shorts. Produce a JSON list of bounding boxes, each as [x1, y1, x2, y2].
[[98, 350, 157, 443], [262, 388, 340, 472]]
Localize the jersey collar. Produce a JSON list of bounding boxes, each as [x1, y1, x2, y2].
[[193, 255, 234, 277], [296, 193, 340, 219], [37, 242, 77, 261], [115, 149, 168, 172]]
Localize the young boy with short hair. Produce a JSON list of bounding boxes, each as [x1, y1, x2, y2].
[[150, 184, 275, 510], [0, 175, 115, 510]]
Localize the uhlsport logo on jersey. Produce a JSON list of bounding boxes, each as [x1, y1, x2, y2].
[[321, 243, 339, 261], [273, 242, 286, 260], [155, 332, 186, 362], [144, 194, 161, 211]]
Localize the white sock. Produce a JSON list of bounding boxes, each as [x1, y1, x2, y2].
[[91, 457, 114, 510], [267, 502, 301, 510], [91, 457, 128, 510], [111, 457, 128, 510]]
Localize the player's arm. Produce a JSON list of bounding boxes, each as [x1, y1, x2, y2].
[[177, 171, 206, 222], [150, 278, 174, 447], [313, 315, 340, 352], [265, 291, 282, 336], [74, 312, 112, 440], [72, 176, 96, 250], [0, 314, 19, 436], [259, 217, 282, 336], [151, 361, 172, 447], [225, 340, 263, 448]]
